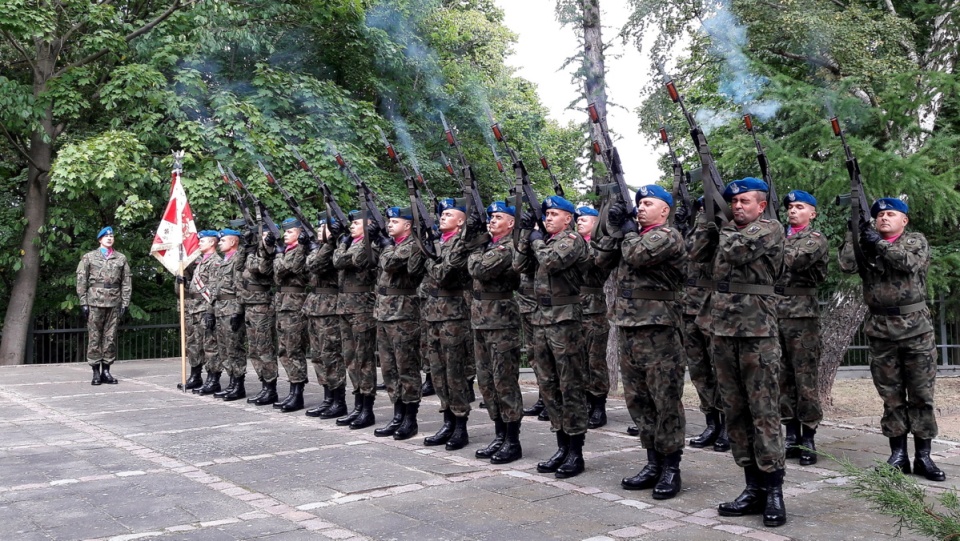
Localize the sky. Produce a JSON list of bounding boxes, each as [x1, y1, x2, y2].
[[495, 0, 661, 187]]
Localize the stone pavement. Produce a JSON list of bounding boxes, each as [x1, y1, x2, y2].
[[1, 360, 956, 541]]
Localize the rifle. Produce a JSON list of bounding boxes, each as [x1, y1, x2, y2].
[[257, 160, 317, 242], [329, 144, 386, 262], [534, 144, 565, 197], [487, 112, 545, 244], [377, 126, 441, 259], [743, 113, 780, 221], [659, 127, 694, 237], [291, 147, 349, 230], [439, 111, 488, 224], [488, 142, 514, 193], [586, 102, 635, 239], [217, 161, 256, 230], [663, 75, 732, 227], [225, 166, 281, 239], [830, 117, 874, 272]]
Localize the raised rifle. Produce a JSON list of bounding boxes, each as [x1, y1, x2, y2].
[[743, 113, 780, 221], [439, 111, 488, 224], [831, 117, 874, 272], [659, 127, 695, 237], [257, 161, 317, 242], [329, 144, 387, 262], [225, 165, 281, 238], [291, 147, 349, 231], [534, 144, 565, 197], [488, 142, 514, 193], [217, 161, 256, 230], [487, 112, 545, 244], [587, 102, 635, 239]]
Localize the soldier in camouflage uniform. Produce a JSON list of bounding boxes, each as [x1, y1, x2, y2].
[[575, 206, 612, 429], [271, 218, 310, 413], [514, 195, 589, 479], [333, 210, 380, 429], [240, 227, 278, 406], [518, 263, 547, 421], [776, 191, 828, 465], [373, 207, 424, 440], [213, 223, 248, 401], [178, 231, 222, 395], [691, 178, 786, 527], [77, 226, 132, 385], [839, 197, 945, 482]]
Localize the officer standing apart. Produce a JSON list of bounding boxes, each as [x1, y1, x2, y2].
[[77, 226, 132, 385], [212, 222, 248, 401], [691, 178, 787, 527], [272, 218, 310, 413], [575, 206, 612, 429], [514, 195, 589, 478], [777, 191, 828, 465], [839, 197, 945, 481], [180, 230, 222, 394]]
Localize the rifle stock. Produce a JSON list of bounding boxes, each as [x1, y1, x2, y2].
[[659, 127, 694, 236], [226, 166, 281, 238], [257, 160, 317, 241], [439, 111, 489, 225], [291, 147, 349, 228], [535, 144, 565, 197], [330, 145, 386, 262], [217, 161, 256, 230], [587, 102, 636, 239], [831, 117, 873, 272], [742, 114, 780, 221], [486, 113, 545, 245]]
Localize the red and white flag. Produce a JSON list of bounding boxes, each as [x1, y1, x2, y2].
[[150, 151, 200, 274]]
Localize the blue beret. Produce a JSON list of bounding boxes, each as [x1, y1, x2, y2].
[[575, 206, 599, 219], [347, 210, 362, 221], [541, 195, 575, 214], [635, 185, 674, 207], [871, 197, 908, 218], [723, 177, 769, 201], [386, 206, 413, 220], [487, 201, 515, 217], [784, 190, 817, 208], [198, 230, 220, 239], [220, 228, 241, 238], [97, 226, 114, 240], [437, 197, 467, 214], [281, 217, 302, 230]]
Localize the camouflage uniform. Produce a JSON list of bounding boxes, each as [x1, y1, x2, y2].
[[214, 249, 246, 379], [579, 239, 611, 399], [839, 231, 937, 438], [469, 235, 523, 422], [181, 252, 222, 372], [333, 237, 379, 398], [692, 218, 785, 472], [240, 240, 277, 384], [596, 224, 687, 454], [77, 248, 132, 366], [683, 256, 720, 414], [777, 226, 828, 429], [305, 243, 343, 390], [274, 242, 308, 384], [374, 235, 424, 404]]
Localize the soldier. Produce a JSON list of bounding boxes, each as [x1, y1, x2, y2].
[[415, 198, 475, 450], [514, 195, 589, 478], [304, 213, 347, 419], [839, 197, 945, 482], [373, 207, 424, 440], [177, 230, 222, 394], [271, 218, 310, 413], [575, 206, 612, 429], [333, 210, 380, 429], [469, 201, 524, 463], [77, 226, 132, 385], [240, 226, 278, 406], [209, 223, 247, 400], [777, 191, 828, 465], [691, 177, 786, 527]]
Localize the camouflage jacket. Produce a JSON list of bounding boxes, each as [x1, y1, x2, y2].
[[76, 249, 132, 309], [514, 228, 586, 325], [839, 230, 932, 340], [179, 252, 221, 315], [239, 243, 274, 306], [776, 225, 829, 319], [691, 218, 784, 337], [374, 235, 423, 322], [516, 272, 537, 316], [304, 243, 339, 317], [467, 234, 520, 330], [579, 237, 611, 315], [681, 242, 713, 317], [274, 243, 307, 313], [414, 234, 472, 322], [333, 236, 378, 316], [213, 250, 244, 317], [596, 224, 686, 328]]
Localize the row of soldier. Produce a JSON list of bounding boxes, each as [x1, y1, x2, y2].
[[76, 176, 945, 530]]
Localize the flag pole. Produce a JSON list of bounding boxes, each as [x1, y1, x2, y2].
[[179, 245, 187, 391]]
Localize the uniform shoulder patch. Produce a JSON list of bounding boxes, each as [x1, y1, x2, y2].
[[747, 225, 761, 234], [907, 238, 917, 245], [812, 231, 821, 237]]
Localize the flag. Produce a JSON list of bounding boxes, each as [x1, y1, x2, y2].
[[150, 151, 200, 274]]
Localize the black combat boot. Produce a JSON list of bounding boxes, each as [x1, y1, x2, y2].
[[713, 414, 731, 452], [886, 434, 912, 474], [627, 425, 639, 436], [252, 380, 278, 406], [763, 469, 787, 527], [280, 382, 305, 412], [914, 437, 946, 481], [247, 378, 267, 403], [91, 364, 102, 386], [555, 433, 585, 478], [420, 373, 435, 396], [689, 411, 721, 448], [194, 370, 213, 394], [653, 450, 682, 500], [337, 394, 363, 426], [538, 408, 550, 422], [445, 414, 469, 451], [320, 386, 348, 419], [718, 465, 767, 516], [274, 382, 295, 409], [350, 394, 376, 429], [305, 385, 332, 417], [784, 419, 802, 459], [491, 420, 523, 464], [467, 378, 476, 403], [587, 394, 607, 429], [476, 418, 506, 459], [799, 425, 817, 466], [424, 409, 455, 446], [214, 375, 237, 399], [99, 363, 118, 384], [538, 431, 569, 473], [374, 401, 405, 437], [394, 402, 419, 440], [621, 449, 663, 490], [197, 372, 222, 395], [523, 396, 545, 417], [223, 376, 246, 401], [178, 364, 204, 391]]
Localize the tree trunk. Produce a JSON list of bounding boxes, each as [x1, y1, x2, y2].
[[581, 0, 608, 189], [817, 290, 868, 407]]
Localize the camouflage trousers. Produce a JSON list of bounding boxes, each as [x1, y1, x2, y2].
[[186, 312, 220, 372], [521, 314, 539, 384], [216, 315, 247, 378], [684, 315, 721, 414], [619, 325, 687, 455], [277, 310, 307, 384], [868, 331, 938, 439], [425, 319, 472, 417], [378, 319, 422, 404], [778, 317, 823, 429], [712, 335, 784, 473], [475, 327, 523, 422], [530, 320, 589, 436], [583, 312, 610, 397], [308, 314, 344, 390], [244, 304, 278, 384], [340, 313, 377, 397], [86, 306, 119, 366]]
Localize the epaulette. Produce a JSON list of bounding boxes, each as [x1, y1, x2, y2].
[[662, 227, 672, 233], [568, 233, 578, 239], [760, 219, 771, 223], [812, 231, 821, 237]]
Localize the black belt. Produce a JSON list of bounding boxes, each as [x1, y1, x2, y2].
[[619, 289, 678, 301], [715, 282, 775, 295], [91, 282, 119, 289], [473, 291, 514, 301], [185, 293, 202, 299], [869, 302, 927, 316], [313, 287, 339, 294], [279, 286, 305, 293], [217, 294, 237, 300], [538, 295, 580, 307], [342, 285, 373, 293], [580, 286, 604, 295], [245, 284, 271, 292], [685, 278, 716, 289], [427, 288, 464, 297], [378, 287, 417, 296], [774, 285, 818, 296]]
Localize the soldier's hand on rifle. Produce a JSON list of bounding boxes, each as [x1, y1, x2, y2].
[[328, 219, 345, 239], [607, 202, 628, 228], [674, 205, 690, 228], [519, 211, 536, 230], [377, 234, 394, 249], [860, 227, 882, 249], [298, 230, 311, 248], [365, 221, 381, 239], [466, 212, 486, 238], [528, 230, 544, 243], [263, 232, 277, 248], [243, 230, 257, 246], [339, 234, 352, 247], [203, 312, 216, 331], [230, 313, 243, 332], [81, 305, 89, 320], [118, 306, 127, 320], [620, 218, 639, 235]]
